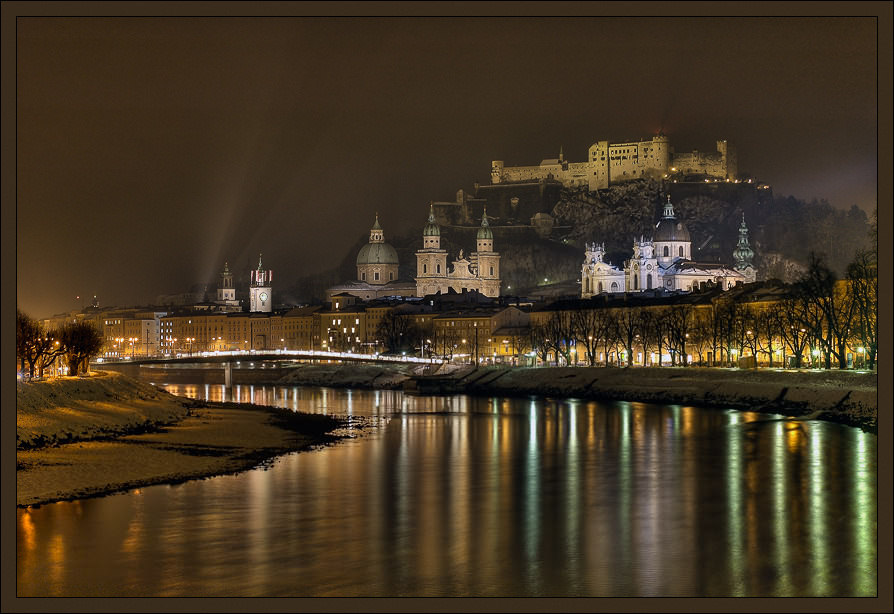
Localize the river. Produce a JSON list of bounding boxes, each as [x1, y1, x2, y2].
[[16, 369, 877, 597]]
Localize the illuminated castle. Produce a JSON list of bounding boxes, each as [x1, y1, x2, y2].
[[491, 134, 737, 191]]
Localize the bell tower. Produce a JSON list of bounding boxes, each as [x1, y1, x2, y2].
[[415, 203, 449, 297], [217, 261, 236, 302], [473, 207, 501, 297], [249, 254, 272, 313]]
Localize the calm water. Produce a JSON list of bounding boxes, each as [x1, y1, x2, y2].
[[17, 378, 877, 597]]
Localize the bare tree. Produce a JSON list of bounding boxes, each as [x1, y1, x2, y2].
[[753, 306, 783, 368], [795, 253, 856, 369], [687, 308, 714, 366], [665, 303, 695, 366], [17, 309, 66, 378], [59, 321, 104, 377], [376, 311, 416, 354], [776, 297, 811, 368], [613, 306, 641, 367], [846, 250, 878, 369], [544, 311, 575, 366], [529, 321, 552, 365], [571, 305, 612, 366]]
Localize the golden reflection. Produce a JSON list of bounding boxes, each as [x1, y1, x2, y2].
[[48, 533, 65, 591], [587, 402, 596, 447], [681, 406, 694, 435], [20, 511, 35, 553], [120, 500, 144, 555], [785, 421, 804, 453]]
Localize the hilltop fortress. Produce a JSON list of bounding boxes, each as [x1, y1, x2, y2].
[[491, 134, 737, 191]]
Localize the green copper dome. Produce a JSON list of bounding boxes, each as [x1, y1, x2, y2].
[[477, 209, 493, 240], [423, 203, 440, 236], [356, 242, 399, 266]]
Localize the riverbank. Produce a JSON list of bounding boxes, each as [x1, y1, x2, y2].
[[433, 366, 878, 432], [273, 363, 876, 432], [16, 371, 346, 507]]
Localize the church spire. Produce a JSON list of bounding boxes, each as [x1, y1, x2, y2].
[[733, 213, 754, 271]]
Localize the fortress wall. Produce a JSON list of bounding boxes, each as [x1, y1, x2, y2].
[[500, 165, 555, 183], [671, 151, 726, 177]]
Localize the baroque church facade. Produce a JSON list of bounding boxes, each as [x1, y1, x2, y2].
[[581, 195, 755, 298], [415, 204, 501, 298]]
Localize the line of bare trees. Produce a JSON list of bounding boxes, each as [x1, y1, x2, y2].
[[529, 250, 877, 371], [16, 309, 105, 379]]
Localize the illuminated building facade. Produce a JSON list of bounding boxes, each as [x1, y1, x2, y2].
[[582, 195, 755, 298]]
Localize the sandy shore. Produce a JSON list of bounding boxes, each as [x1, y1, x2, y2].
[[16, 372, 345, 507]]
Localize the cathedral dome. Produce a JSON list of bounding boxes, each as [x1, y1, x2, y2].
[[356, 242, 399, 266], [654, 219, 690, 242], [653, 194, 690, 243]]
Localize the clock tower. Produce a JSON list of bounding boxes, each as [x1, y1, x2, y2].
[[249, 254, 272, 313]]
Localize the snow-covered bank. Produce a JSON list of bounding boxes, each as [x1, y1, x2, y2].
[[17, 370, 191, 449], [16, 372, 345, 507]]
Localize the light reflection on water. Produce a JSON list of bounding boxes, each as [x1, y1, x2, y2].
[[17, 382, 877, 597]]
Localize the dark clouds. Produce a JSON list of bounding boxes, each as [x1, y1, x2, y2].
[[16, 17, 878, 317]]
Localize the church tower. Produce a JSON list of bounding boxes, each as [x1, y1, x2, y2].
[[473, 207, 501, 297], [415, 203, 449, 297], [625, 236, 658, 291], [217, 261, 236, 303], [733, 214, 756, 283], [249, 254, 272, 313]]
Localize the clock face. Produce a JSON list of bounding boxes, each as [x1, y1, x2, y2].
[[259, 292, 268, 302]]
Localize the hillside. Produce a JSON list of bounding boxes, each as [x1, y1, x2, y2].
[[288, 179, 872, 302]]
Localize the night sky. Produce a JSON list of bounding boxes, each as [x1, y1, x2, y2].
[[15, 16, 879, 318]]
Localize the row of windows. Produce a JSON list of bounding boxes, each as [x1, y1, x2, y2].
[[360, 271, 396, 281]]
